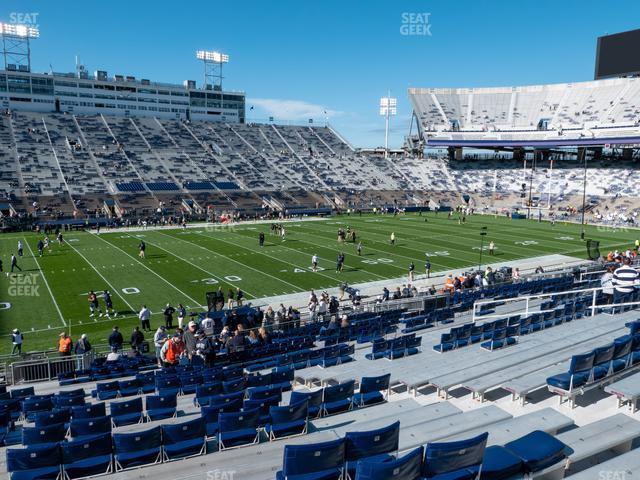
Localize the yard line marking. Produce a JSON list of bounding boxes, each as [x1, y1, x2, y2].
[[156, 231, 306, 293], [228, 232, 390, 283], [123, 233, 257, 298], [91, 233, 202, 307], [65, 238, 137, 313], [23, 237, 67, 327], [193, 230, 357, 285]]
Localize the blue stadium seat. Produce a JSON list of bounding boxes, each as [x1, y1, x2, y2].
[[117, 379, 140, 397], [243, 395, 281, 425], [354, 445, 423, 480], [146, 393, 177, 421], [547, 351, 595, 391], [10, 386, 35, 401], [162, 417, 207, 461], [69, 416, 112, 440], [113, 426, 163, 471], [265, 399, 308, 441], [276, 437, 345, 480], [110, 397, 143, 427], [218, 407, 261, 450], [422, 432, 488, 479], [71, 402, 106, 419], [34, 410, 70, 428], [354, 374, 391, 407], [480, 445, 523, 480], [94, 382, 119, 401], [7, 443, 62, 480], [22, 423, 67, 446], [201, 397, 244, 438], [290, 389, 323, 419], [503, 430, 567, 473], [345, 421, 400, 478], [194, 382, 223, 407], [271, 366, 294, 391], [61, 432, 113, 479], [322, 380, 355, 416]]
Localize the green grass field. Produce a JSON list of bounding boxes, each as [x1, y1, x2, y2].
[[0, 212, 635, 354]]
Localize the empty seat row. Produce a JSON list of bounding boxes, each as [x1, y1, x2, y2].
[[366, 334, 422, 360]]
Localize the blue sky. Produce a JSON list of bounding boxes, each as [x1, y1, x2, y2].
[[4, 0, 640, 147]]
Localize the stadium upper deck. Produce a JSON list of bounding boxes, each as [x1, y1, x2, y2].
[[409, 76, 640, 147]]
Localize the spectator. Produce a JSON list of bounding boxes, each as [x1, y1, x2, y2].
[[226, 326, 247, 353], [258, 327, 271, 345], [195, 330, 215, 368], [601, 266, 615, 305], [11, 329, 23, 355], [248, 329, 260, 345], [200, 315, 214, 336], [58, 332, 72, 357], [108, 326, 123, 351], [160, 334, 185, 367], [153, 326, 168, 367], [74, 333, 92, 355], [613, 257, 639, 304], [130, 326, 144, 352], [138, 305, 151, 332], [183, 321, 198, 359], [163, 304, 176, 328], [263, 306, 275, 329], [106, 345, 121, 362], [177, 304, 186, 329]]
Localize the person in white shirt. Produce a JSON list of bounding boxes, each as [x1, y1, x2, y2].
[[138, 305, 151, 332], [153, 326, 167, 367], [200, 316, 214, 336], [311, 254, 318, 272], [106, 346, 121, 362]]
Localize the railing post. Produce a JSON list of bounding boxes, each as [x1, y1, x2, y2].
[[47, 359, 51, 381], [592, 289, 597, 317], [525, 298, 529, 317]]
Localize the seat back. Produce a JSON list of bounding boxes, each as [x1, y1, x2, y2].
[[62, 432, 112, 464], [359, 374, 391, 394], [200, 398, 243, 423], [248, 385, 282, 401], [323, 380, 355, 404], [146, 393, 177, 411], [196, 382, 223, 399], [34, 409, 70, 427], [593, 343, 615, 365], [345, 421, 400, 462], [355, 446, 423, 480], [269, 399, 308, 425], [569, 351, 595, 374], [58, 388, 85, 398], [69, 415, 112, 438], [290, 389, 323, 408], [162, 417, 205, 444], [111, 397, 143, 417], [113, 426, 162, 454], [271, 366, 295, 384], [7, 443, 61, 473], [218, 407, 260, 433], [205, 391, 245, 407], [281, 437, 345, 477], [10, 386, 35, 400], [422, 432, 488, 478], [22, 423, 67, 445], [614, 337, 633, 360], [243, 395, 280, 415], [96, 381, 119, 393], [72, 402, 106, 419], [222, 377, 247, 394]]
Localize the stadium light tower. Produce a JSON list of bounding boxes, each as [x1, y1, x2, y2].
[[0, 22, 39, 72], [196, 50, 229, 90], [380, 93, 397, 158]]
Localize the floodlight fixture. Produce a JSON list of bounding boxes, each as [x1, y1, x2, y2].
[[0, 22, 39, 71], [0, 23, 39, 38], [379, 94, 397, 157]]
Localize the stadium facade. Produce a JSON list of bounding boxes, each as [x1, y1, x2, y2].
[[0, 68, 245, 122]]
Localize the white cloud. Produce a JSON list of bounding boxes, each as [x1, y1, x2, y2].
[[247, 98, 343, 121]]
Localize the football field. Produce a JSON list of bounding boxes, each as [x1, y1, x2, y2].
[[0, 212, 635, 354]]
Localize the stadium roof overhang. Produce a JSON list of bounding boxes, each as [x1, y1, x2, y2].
[[425, 136, 640, 148]]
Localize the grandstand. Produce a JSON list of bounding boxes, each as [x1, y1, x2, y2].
[[4, 9, 640, 480]]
